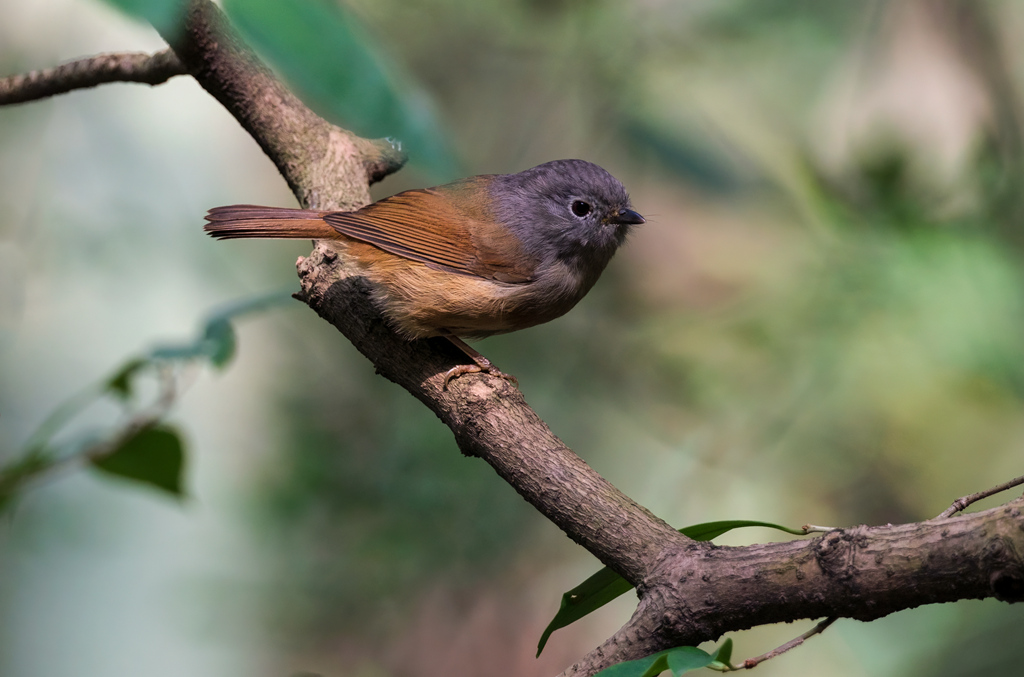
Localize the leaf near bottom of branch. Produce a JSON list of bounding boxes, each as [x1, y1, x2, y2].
[[596, 646, 714, 677], [538, 521, 805, 656]]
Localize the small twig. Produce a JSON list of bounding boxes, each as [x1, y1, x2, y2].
[[0, 49, 186, 106], [724, 617, 837, 671], [936, 473, 1024, 519]]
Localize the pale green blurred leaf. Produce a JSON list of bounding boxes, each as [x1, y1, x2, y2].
[[98, 0, 185, 37], [223, 0, 459, 179], [202, 317, 236, 369]]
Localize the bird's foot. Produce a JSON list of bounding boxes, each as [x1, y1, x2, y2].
[[442, 357, 518, 390]]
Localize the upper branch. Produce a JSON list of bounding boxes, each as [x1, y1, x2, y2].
[[155, 0, 404, 208], [0, 50, 186, 105]]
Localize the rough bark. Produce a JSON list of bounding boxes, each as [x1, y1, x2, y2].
[[159, 0, 404, 207], [564, 498, 1024, 675]]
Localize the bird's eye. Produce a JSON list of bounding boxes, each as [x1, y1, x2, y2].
[[571, 200, 592, 217]]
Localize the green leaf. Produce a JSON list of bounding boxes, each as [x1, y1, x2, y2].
[[223, 0, 460, 179], [666, 647, 714, 675], [679, 519, 806, 541], [98, 0, 185, 37], [90, 425, 186, 498], [594, 652, 666, 677], [640, 655, 671, 677], [593, 647, 713, 677], [536, 566, 634, 656], [202, 317, 237, 368], [711, 638, 734, 669], [537, 520, 803, 655], [106, 358, 147, 400]]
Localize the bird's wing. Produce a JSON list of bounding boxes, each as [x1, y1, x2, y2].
[[323, 180, 537, 283]]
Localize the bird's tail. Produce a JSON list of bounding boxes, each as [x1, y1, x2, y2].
[[204, 205, 339, 240]]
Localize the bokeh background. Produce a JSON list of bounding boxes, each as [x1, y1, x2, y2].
[[2, 0, 1024, 675]]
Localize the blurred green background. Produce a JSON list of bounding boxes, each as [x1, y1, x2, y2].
[[2, 0, 1024, 675]]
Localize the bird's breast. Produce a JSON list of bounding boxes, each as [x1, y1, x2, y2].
[[359, 252, 594, 339]]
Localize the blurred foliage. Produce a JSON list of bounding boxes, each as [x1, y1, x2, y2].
[[253, 360, 537, 639], [0, 291, 293, 512], [223, 0, 460, 179], [99, 0, 184, 37], [97, 0, 460, 178]]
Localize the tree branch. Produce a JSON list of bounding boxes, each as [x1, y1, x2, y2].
[[294, 247, 689, 586], [562, 498, 1024, 676], [0, 50, 186, 105], [157, 0, 405, 206]]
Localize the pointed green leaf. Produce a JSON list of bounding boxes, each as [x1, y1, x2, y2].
[[594, 651, 667, 677], [711, 638, 734, 669], [594, 647, 713, 677], [537, 521, 803, 655], [536, 566, 634, 656], [639, 655, 670, 677], [679, 520, 805, 541], [666, 647, 714, 675], [90, 425, 186, 497]]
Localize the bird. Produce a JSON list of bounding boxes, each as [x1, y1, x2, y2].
[[204, 159, 644, 387]]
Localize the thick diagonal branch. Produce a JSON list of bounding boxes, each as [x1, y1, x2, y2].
[[159, 0, 686, 588], [294, 249, 689, 584], [562, 498, 1024, 676], [0, 50, 186, 105]]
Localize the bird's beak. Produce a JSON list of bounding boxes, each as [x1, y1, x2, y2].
[[609, 208, 646, 225]]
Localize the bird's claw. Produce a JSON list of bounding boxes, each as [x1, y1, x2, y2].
[[442, 362, 518, 390]]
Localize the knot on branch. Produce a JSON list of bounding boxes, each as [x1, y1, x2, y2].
[[359, 137, 409, 184], [984, 537, 1024, 602], [295, 242, 382, 335], [814, 526, 870, 583]]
